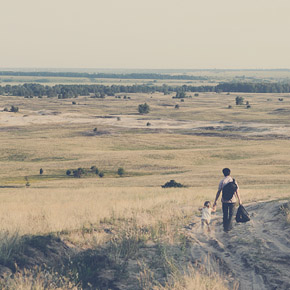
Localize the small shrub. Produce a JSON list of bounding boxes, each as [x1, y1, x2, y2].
[[194, 93, 199, 97], [180, 99, 184, 102], [175, 104, 180, 109], [39, 168, 43, 175], [99, 172, 104, 178], [246, 105, 251, 109], [95, 168, 99, 175], [162, 180, 185, 188], [93, 128, 97, 132], [146, 122, 151, 126], [91, 166, 96, 171], [278, 98, 284, 102], [228, 105, 232, 109], [117, 117, 121, 121], [72, 101, 76, 105], [117, 167, 125, 177], [3, 107, 8, 112], [66, 170, 71, 176]]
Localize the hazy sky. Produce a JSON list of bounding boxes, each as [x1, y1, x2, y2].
[[1, 0, 290, 69]]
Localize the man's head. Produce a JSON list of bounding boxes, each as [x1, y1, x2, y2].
[[222, 168, 231, 176]]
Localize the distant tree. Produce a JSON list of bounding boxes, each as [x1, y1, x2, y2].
[[180, 99, 184, 102], [138, 103, 150, 114], [175, 104, 180, 109], [146, 122, 151, 126], [39, 168, 43, 175], [117, 167, 125, 177], [228, 105, 232, 109], [25, 176, 30, 187], [246, 105, 251, 109], [93, 128, 98, 132], [72, 101, 76, 105], [278, 98, 284, 102], [235, 96, 244, 105], [117, 117, 121, 121], [194, 93, 199, 97], [66, 170, 71, 176], [246, 101, 249, 105]]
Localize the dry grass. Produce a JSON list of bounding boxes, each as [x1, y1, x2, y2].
[[1, 90, 290, 288], [153, 265, 230, 290]]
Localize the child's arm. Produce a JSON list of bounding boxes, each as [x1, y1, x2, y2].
[[211, 205, 217, 213]]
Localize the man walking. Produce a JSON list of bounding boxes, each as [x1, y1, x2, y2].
[[213, 168, 242, 232]]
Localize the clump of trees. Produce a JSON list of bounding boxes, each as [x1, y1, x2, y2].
[[138, 103, 150, 114], [172, 91, 192, 99], [162, 180, 185, 188]]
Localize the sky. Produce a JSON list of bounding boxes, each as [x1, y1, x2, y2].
[[1, 0, 290, 69]]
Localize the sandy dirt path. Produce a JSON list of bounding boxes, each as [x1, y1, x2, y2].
[[182, 200, 290, 290]]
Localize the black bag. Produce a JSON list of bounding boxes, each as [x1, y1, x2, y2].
[[222, 179, 238, 201], [236, 205, 250, 223]]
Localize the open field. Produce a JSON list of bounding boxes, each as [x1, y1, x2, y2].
[[1, 69, 290, 86], [0, 89, 290, 289]]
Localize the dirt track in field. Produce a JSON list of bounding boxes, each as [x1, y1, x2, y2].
[[182, 200, 290, 290]]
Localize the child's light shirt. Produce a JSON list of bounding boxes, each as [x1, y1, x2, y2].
[[201, 207, 212, 221]]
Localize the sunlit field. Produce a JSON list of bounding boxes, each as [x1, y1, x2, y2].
[[0, 89, 290, 289]]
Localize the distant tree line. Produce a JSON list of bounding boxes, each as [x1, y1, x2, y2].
[[0, 71, 208, 81], [0, 82, 290, 98], [215, 82, 290, 93]]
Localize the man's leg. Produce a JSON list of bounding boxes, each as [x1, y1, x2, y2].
[[222, 203, 229, 231], [227, 203, 236, 231]]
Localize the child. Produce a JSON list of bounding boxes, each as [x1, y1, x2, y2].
[[199, 201, 216, 232]]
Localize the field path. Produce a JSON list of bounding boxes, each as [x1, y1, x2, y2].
[[182, 200, 290, 290]]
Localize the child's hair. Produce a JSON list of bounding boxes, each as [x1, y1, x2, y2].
[[204, 201, 210, 207]]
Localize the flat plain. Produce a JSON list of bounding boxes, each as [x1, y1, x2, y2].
[[0, 85, 290, 289]]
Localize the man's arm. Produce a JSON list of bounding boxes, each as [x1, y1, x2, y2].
[[213, 189, 221, 207], [236, 189, 242, 205]]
